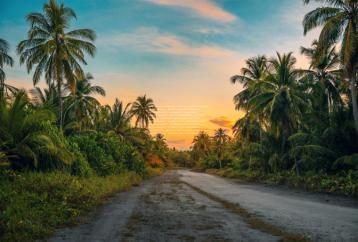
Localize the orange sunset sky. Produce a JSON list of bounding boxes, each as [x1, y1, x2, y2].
[[2, 0, 319, 149]]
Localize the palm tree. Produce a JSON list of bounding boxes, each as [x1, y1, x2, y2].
[[30, 83, 59, 111], [233, 114, 261, 142], [0, 90, 72, 170], [0, 38, 16, 99], [301, 40, 342, 115], [104, 98, 150, 150], [248, 53, 307, 147], [231, 55, 267, 112], [231, 56, 267, 142], [153, 133, 168, 161], [130, 95, 157, 128], [192, 131, 212, 161], [303, 0, 358, 133], [109, 98, 132, 133], [17, 0, 96, 128], [213, 128, 230, 168], [64, 73, 105, 131]]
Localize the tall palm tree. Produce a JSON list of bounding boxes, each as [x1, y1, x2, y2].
[[303, 0, 358, 133], [231, 56, 267, 142], [213, 128, 230, 168], [17, 0, 96, 128], [231, 55, 267, 112], [248, 52, 307, 147], [301, 40, 342, 114], [64, 73, 105, 131], [0, 38, 16, 99], [130, 95, 157, 128]]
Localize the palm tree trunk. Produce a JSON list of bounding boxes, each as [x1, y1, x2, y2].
[[350, 76, 358, 134], [294, 158, 300, 176], [57, 78, 63, 130]]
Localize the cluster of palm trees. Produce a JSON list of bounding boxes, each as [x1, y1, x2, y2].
[[191, 128, 230, 168], [0, 0, 163, 170], [191, 0, 357, 175]]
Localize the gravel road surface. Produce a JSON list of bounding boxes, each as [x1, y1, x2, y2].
[[49, 170, 358, 242]]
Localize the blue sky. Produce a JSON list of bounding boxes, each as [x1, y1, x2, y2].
[[1, 0, 319, 149]]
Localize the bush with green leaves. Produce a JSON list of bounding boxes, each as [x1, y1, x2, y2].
[[68, 132, 146, 176], [69, 133, 118, 176], [67, 141, 93, 177], [0, 91, 73, 171]]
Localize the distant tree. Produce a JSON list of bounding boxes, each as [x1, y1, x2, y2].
[[213, 128, 230, 168], [130, 95, 157, 128], [192, 131, 212, 161]]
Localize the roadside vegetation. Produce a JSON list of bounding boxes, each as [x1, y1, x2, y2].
[[0, 0, 170, 241], [188, 0, 358, 197]]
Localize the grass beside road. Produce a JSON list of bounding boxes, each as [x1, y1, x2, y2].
[[0, 170, 146, 242]]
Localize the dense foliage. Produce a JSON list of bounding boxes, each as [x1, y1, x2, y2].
[[189, 0, 358, 196], [0, 1, 170, 240]]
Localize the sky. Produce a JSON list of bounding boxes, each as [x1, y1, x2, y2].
[[1, 0, 320, 149]]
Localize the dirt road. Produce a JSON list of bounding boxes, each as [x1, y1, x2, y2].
[[49, 170, 358, 242]]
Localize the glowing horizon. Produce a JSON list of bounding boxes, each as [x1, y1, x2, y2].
[[2, 0, 318, 149]]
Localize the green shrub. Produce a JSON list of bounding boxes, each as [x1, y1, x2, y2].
[[125, 149, 146, 175], [69, 132, 146, 176], [67, 142, 93, 177], [69, 134, 118, 176], [0, 170, 141, 241]]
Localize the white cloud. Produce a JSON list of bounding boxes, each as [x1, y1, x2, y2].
[[99, 27, 236, 58], [145, 0, 237, 23]]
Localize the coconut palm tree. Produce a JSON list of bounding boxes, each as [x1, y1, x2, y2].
[[0, 38, 16, 99], [303, 0, 358, 133], [213, 128, 230, 168], [17, 0, 96, 128], [130, 95, 157, 128], [301, 40, 342, 115], [231, 55, 268, 112], [231, 56, 267, 142], [64, 73, 105, 131], [248, 52, 307, 147]]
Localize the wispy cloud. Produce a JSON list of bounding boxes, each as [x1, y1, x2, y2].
[[99, 27, 235, 58], [145, 0, 236, 23], [209, 116, 233, 128]]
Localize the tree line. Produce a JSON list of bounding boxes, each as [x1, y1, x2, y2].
[[190, 0, 358, 181], [0, 0, 170, 175]]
